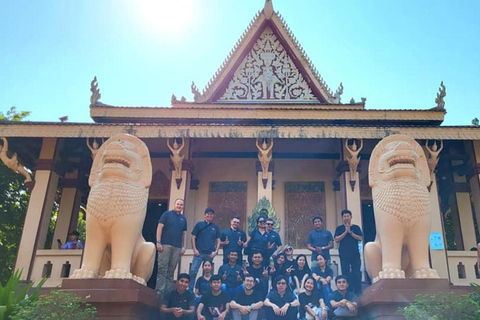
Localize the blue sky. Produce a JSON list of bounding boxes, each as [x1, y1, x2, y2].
[[1, 0, 479, 125]]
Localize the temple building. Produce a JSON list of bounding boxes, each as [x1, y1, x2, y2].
[[1, 0, 480, 292]]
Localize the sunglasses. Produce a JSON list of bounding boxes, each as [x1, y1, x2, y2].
[[285, 248, 293, 251], [258, 221, 266, 223], [266, 223, 273, 226]]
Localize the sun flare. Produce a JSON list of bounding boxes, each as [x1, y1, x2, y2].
[[137, 0, 196, 36]]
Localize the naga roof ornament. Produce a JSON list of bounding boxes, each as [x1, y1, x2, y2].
[[90, 76, 103, 107], [433, 81, 446, 110], [192, 0, 337, 104]]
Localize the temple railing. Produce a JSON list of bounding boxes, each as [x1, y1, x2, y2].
[[29, 249, 480, 288], [447, 250, 479, 286], [31, 249, 82, 287]]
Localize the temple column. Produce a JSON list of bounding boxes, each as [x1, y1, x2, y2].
[[51, 170, 81, 248], [343, 172, 363, 227], [15, 138, 59, 280], [257, 172, 273, 202], [428, 178, 449, 278], [470, 141, 480, 243], [452, 157, 477, 250], [167, 138, 191, 210]]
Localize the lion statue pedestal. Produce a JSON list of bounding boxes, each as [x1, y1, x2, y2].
[[364, 135, 439, 282], [70, 134, 155, 285]]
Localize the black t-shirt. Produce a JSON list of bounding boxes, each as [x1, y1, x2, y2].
[[334, 224, 363, 258], [218, 263, 243, 288], [266, 290, 296, 307], [200, 291, 230, 318], [329, 290, 358, 308], [232, 289, 263, 306], [194, 276, 212, 296], [192, 221, 220, 254], [162, 288, 194, 320], [298, 291, 323, 318]]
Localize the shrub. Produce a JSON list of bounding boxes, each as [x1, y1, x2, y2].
[[399, 290, 480, 320], [11, 290, 96, 320], [0, 270, 46, 320]]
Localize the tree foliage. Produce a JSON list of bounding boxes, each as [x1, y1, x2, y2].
[[0, 107, 31, 283], [0, 107, 30, 122]]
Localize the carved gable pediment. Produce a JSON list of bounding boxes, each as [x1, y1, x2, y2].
[[190, 1, 338, 105], [218, 27, 318, 103]]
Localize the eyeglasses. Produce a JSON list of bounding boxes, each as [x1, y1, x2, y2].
[[337, 280, 347, 284], [277, 282, 287, 285], [266, 223, 273, 226]]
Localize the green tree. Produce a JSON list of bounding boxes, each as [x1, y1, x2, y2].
[[0, 107, 31, 283]]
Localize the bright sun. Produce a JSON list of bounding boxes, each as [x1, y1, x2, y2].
[[137, 0, 196, 36]]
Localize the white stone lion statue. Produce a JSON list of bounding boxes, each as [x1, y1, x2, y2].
[[71, 134, 155, 285], [364, 135, 439, 282]]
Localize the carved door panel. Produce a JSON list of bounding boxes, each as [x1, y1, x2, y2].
[[208, 182, 248, 230], [285, 182, 326, 249]]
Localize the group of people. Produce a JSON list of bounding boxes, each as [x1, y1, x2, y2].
[[156, 198, 363, 319]]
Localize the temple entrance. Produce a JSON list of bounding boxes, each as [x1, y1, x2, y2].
[[143, 199, 168, 289]]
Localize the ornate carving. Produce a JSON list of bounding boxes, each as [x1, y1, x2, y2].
[[284, 182, 326, 248], [345, 139, 363, 184], [167, 138, 185, 180], [171, 94, 178, 104], [89, 76, 102, 107], [70, 134, 155, 285], [256, 138, 273, 181], [191, 81, 201, 102], [434, 81, 446, 110], [365, 135, 439, 282], [209, 182, 247, 230], [248, 197, 279, 234], [86, 138, 103, 160], [425, 139, 443, 177], [219, 28, 319, 102], [332, 82, 344, 103], [0, 137, 32, 183]]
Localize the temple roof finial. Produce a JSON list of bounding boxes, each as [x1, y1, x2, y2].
[[263, 0, 273, 20], [434, 81, 446, 110], [90, 76, 102, 107]]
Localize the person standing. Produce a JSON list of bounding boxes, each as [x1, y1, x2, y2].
[[306, 216, 333, 263], [245, 216, 269, 267], [189, 207, 221, 291], [334, 209, 363, 295], [220, 216, 247, 265], [160, 273, 195, 320], [155, 199, 187, 298], [265, 218, 282, 260]]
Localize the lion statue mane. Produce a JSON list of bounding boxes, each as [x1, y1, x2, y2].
[[71, 133, 155, 285], [364, 135, 439, 282]]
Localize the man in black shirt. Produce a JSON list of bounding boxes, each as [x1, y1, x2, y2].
[[197, 274, 230, 320], [230, 274, 264, 320], [246, 252, 269, 298], [160, 273, 195, 320], [220, 216, 247, 265], [329, 275, 358, 318], [334, 209, 363, 295], [189, 207, 221, 290]]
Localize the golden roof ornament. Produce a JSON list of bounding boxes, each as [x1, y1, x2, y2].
[[90, 76, 102, 107], [434, 81, 446, 110]]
